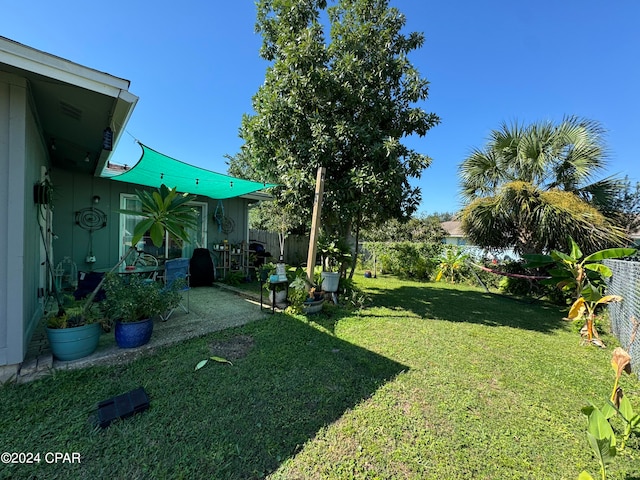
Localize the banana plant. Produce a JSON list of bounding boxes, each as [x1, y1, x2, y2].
[[609, 347, 640, 450], [523, 238, 635, 346], [579, 403, 617, 480], [579, 347, 637, 479], [435, 247, 469, 283]]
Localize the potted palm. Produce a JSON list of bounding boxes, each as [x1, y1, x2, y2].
[[101, 273, 182, 348], [84, 183, 198, 348], [82, 184, 198, 309], [45, 300, 104, 361]]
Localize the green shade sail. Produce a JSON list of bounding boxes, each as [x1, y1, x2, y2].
[[105, 143, 276, 199]]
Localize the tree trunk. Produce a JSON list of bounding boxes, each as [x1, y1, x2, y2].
[[349, 208, 363, 279]]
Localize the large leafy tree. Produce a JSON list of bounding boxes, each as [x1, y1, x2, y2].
[[239, 0, 439, 267], [604, 175, 640, 235], [361, 213, 448, 243], [459, 117, 629, 255]]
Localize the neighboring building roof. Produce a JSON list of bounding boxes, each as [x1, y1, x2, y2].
[[441, 220, 465, 238]]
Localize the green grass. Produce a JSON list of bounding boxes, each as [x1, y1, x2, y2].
[[1, 275, 639, 479]]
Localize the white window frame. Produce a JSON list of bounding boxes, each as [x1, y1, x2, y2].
[[119, 193, 208, 260]]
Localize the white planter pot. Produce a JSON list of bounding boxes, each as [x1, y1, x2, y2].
[[321, 272, 340, 292], [269, 290, 287, 304]]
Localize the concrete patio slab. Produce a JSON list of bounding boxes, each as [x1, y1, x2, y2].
[[16, 285, 270, 383]]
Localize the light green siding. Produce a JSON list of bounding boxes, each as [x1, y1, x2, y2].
[[50, 168, 251, 273], [0, 72, 49, 367]]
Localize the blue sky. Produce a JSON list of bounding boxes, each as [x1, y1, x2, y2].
[[2, 0, 639, 215]]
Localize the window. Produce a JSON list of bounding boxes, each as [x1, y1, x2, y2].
[[119, 194, 207, 262]]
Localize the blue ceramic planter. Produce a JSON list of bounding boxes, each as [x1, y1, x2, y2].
[[115, 318, 154, 348], [46, 323, 102, 361]]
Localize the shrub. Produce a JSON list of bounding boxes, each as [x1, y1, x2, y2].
[[361, 241, 443, 281]]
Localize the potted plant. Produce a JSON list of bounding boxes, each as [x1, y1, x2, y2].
[[101, 273, 181, 348], [82, 184, 198, 308], [318, 238, 351, 293], [46, 300, 104, 361], [285, 268, 325, 315], [265, 266, 288, 304], [302, 286, 325, 314]]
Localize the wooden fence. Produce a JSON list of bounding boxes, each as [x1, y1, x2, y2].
[[249, 230, 310, 266]]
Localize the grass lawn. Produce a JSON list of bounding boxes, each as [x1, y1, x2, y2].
[[1, 275, 639, 479]]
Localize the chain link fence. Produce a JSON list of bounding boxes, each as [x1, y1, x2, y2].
[[604, 259, 640, 367]]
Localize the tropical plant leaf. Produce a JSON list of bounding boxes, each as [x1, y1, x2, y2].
[[556, 279, 574, 291], [578, 471, 595, 480], [194, 355, 233, 371], [584, 248, 636, 262], [548, 268, 573, 278], [595, 295, 622, 306], [551, 250, 575, 263], [580, 284, 603, 303], [132, 219, 155, 246], [568, 298, 586, 319], [569, 238, 583, 262], [600, 401, 617, 420], [584, 263, 612, 277], [209, 355, 233, 365], [152, 190, 164, 210], [586, 431, 616, 469], [611, 347, 632, 377], [618, 396, 635, 424], [586, 406, 616, 447], [522, 254, 554, 268], [149, 222, 165, 247]]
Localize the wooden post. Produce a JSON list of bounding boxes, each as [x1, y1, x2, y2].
[[306, 167, 326, 284]]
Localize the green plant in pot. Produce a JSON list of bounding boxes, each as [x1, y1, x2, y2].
[[318, 237, 351, 293], [102, 273, 182, 348], [264, 262, 289, 304], [286, 267, 323, 314], [82, 184, 198, 309], [45, 301, 104, 361]]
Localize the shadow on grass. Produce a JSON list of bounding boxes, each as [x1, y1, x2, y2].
[[0, 315, 407, 479], [366, 282, 565, 333]]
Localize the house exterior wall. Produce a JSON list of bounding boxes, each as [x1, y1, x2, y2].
[[0, 71, 48, 369], [23, 82, 49, 357], [50, 168, 135, 272], [443, 237, 467, 246], [50, 167, 251, 274], [208, 197, 250, 249]]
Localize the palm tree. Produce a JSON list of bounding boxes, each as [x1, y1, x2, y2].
[[459, 116, 628, 255]]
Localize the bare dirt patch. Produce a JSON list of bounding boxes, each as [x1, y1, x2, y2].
[[208, 335, 255, 361]]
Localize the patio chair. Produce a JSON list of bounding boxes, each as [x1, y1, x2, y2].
[[133, 252, 160, 281], [160, 258, 190, 321]]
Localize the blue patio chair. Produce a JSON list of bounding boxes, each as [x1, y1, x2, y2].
[[161, 258, 190, 321]]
